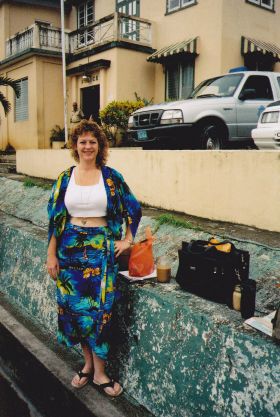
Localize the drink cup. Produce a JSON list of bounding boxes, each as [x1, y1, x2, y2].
[[156, 256, 171, 283]]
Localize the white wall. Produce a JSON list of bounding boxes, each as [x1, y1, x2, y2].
[[16, 149, 280, 233]]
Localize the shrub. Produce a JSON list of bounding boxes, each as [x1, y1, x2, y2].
[[99, 100, 145, 146], [50, 125, 65, 143], [134, 92, 153, 106]]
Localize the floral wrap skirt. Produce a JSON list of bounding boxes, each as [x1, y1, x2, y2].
[[56, 222, 118, 360]]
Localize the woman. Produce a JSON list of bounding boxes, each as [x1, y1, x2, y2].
[[47, 120, 141, 396]]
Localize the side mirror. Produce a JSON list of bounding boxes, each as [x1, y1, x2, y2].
[[239, 88, 257, 101]]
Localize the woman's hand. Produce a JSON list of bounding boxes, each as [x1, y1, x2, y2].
[[114, 240, 131, 258], [46, 254, 60, 281]]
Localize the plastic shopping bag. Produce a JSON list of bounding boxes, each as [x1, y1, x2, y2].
[[128, 227, 155, 277]]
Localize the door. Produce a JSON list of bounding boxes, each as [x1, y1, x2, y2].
[[116, 0, 140, 41], [77, 1, 95, 46], [236, 75, 274, 138], [81, 85, 100, 123]]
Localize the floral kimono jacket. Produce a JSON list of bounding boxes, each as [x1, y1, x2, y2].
[[47, 165, 142, 245], [47, 165, 142, 356]]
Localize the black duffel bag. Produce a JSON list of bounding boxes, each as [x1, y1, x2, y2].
[[176, 240, 250, 306]]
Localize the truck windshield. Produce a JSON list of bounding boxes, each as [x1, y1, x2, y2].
[[190, 73, 244, 99]]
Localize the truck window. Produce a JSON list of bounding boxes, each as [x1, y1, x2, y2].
[[277, 77, 280, 91], [241, 75, 273, 100], [191, 74, 243, 98]]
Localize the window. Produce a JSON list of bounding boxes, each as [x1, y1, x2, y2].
[[116, 0, 139, 15], [244, 53, 274, 71], [167, 0, 196, 13], [116, 0, 140, 40], [78, 1, 95, 46], [277, 77, 280, 90], [246, 0, 274, 11], [240, 75, 273, 100], [166, 60, 194, 100], [191, 74, 244, 98], [15, 78, 28, 122]]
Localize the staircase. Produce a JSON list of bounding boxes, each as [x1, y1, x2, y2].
[[0, 153, 16, 173]]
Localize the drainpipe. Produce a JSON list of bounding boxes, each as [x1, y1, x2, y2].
[[60, 0, 68, 144]]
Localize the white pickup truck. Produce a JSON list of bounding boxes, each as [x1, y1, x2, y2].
[[128, 71, 280, 149]]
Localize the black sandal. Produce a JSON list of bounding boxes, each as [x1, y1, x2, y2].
[[71, 370, 92, 389], [92, 378, 123, 397]]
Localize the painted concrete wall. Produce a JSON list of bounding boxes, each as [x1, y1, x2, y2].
[[0, 2, 62, 61], [221, 0, 280, 74], [16, 149, 280, 233], [0, 56, 63, 150], [0, 177, 279, 417]]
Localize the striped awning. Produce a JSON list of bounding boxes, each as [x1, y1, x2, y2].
[[242, 36, 280, 61], [147, 37, 198, 63]]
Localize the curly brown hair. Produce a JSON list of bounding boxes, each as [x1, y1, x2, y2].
[[69, 120, 109, 168]]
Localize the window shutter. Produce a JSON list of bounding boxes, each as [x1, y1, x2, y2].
[[167, 65, 179, 100], [15, 78, 28, 122]]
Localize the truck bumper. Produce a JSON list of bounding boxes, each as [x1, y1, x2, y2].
[[128, 123, 195, 148]]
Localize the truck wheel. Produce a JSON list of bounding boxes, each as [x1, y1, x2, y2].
[[200, 123, 226, 150]]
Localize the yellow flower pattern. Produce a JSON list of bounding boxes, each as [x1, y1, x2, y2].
[[83, 267, 101, 279]]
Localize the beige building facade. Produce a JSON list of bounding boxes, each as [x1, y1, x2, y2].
[[0, 0, 280, 150]]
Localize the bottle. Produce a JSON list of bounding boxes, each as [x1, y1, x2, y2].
[[156, 256, 171, 283], [233, 285, 241, 311]]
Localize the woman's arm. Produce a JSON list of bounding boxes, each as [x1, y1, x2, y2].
[[46, 234, 60, 280], [114, 225, 133, 258]]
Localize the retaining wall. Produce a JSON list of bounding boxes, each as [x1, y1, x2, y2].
[[0, 177, 280, 417], [16, 149, 280, 233]]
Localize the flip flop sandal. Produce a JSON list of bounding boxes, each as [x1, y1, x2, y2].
[[71, 370, 92, 389], [92, 379, 123, 397]]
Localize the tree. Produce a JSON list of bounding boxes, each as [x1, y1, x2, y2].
[[0, 76, 21, 116]]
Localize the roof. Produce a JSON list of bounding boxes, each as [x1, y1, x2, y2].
[[147, 37, 198, 63]]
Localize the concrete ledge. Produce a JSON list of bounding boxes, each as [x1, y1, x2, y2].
[[0, 209, 280, 416], [16, 149, 280, 232], [0, 175, 280, 416]]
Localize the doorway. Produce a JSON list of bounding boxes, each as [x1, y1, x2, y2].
[[81, 85, 100, 123]]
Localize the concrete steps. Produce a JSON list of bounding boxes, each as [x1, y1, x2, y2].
[[0, 153, 16, 173]]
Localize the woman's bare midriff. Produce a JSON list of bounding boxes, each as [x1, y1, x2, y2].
[[70, 217, 107, 227]]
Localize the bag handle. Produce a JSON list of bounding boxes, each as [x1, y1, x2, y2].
[[187, 239, 236, 255]]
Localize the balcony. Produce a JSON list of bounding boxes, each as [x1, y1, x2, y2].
[[5, 22, 68, 58], [68, 12, 152, 54], [4, 12, 152, 61]]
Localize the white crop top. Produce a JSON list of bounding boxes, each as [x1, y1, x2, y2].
[[64, 169, 107, 217]]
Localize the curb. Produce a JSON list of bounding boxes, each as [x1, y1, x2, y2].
[[0, 296, 153, 417]]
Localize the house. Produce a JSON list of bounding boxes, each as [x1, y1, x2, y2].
[[0, 0, 279, 150]]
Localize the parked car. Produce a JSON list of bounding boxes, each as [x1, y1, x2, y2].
[[128, 71, 280, 150], [251, 101, 280, 150]]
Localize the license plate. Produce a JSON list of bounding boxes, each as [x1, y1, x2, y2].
[[137, 130, 148, 141]]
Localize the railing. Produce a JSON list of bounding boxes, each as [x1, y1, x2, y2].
[[5, 23, 68, 58], [5, 13, 151, 59], [6, 27, 34, 57], [69, 12, 152, 53]]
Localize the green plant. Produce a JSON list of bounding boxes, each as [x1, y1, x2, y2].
[[155, 214, 202, 231], [99, 100, 145, 146], [23, 178, 52, 190], [50, 125, 65, 143], [0, 76, 20, 116], [134, 92, 153, 106]]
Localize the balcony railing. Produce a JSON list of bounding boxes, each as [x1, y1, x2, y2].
[[69, 12, 152, 53], [5, 12, 152, 59], [5, 23, 68, 58]]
